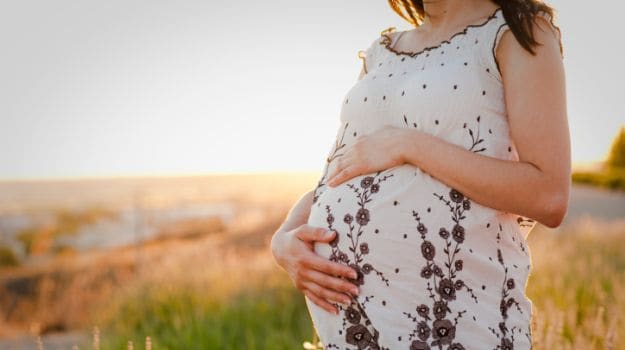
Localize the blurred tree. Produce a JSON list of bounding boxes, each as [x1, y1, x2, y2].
[[0, 244, 19, 267], [606, 125, 625, 168]]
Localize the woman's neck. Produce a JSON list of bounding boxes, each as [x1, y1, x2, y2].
[[420, 0, 494, 32]]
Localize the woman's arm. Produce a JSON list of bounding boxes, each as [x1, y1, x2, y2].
[[270, 190, 360, 315], [403, 16, 570, 228], [274, 189, 316, 234], [326, 16, 570, 228]]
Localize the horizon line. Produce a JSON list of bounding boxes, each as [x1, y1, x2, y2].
[[0, 160, 606, 183]]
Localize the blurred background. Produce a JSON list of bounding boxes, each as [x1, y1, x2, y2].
[[0, 0, 624, 349]]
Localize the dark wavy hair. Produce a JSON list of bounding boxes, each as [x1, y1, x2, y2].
[[388, 0, 563, 56]]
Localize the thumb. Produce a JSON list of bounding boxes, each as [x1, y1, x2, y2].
[[296, 225, 336, 243]]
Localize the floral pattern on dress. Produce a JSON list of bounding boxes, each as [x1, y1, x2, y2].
[[321, 171, 394, 350], [463, 115, 486, 153], [402, 188, 478, 350], [313, 122, 350, 205], [488, 224, 531, 349]]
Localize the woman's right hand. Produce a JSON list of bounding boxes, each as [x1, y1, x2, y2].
[[270, 224, 360, 315]]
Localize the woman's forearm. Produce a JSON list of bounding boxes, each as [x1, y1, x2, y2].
[[398, 129, 569, 228], [276, 189, 315, 234]]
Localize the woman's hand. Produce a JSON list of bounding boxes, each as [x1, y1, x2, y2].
[[326, 125, 408, 187], [270, 224, 360, 315]]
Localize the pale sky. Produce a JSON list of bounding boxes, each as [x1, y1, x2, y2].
[[0, 0, 623, 180]]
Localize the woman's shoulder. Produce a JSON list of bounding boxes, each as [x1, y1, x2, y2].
[[495, 10, 563, 68], [496, 9, 563, 57], [363, 26, 403, 48], [358, 27, 397, 73]]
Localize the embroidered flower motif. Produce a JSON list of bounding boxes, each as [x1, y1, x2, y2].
[[462, 199, 471, 210], [362, 263, 373, 274], [452, 224, 465, 243], [506, 298, 516, 308], [454, 280, 465, 290], [417, 223, 428, 234], [349, 263, 365, 285], [454, 259, 464, 271], [438, 278, 457, 301], [356, 208, 370, 226], [346, 324, 373, 347], [421, 241, 436, 260], [450, 343, 466, 350], [433, 300, 448, 320], [360, 242, 369, 254], [416, 304, 430, 318], [345, 306, 361, 324], [421, 265, 433, 279], [507, 278, 515, 290], [432, 264, 444, 277], [344, 213, 354, 224], [500, 337, 513, 350], [439, 227, 450, 239], [360, 176, 374, 188], [370, 183, 380, 193], [416, 321, 431, 341], [449, 188, 464, 203], [327, 213, 335, 225], [432, 319, 456, 345]]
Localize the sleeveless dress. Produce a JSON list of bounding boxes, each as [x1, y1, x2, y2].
[[305, 7, 561, 350]]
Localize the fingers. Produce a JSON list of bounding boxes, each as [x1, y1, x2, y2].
[[301, 267, 360, 298], [296, 225, 335, 243], [303, 289, 339, 315], [301, 277, 353, 307], [295, 226, 331, 244], [303, 253, 359, 281], [328, 166, 359, 187], [327, 155, 348, 185]]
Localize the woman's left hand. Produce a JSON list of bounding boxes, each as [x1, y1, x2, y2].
[[326, 125, 409, 187]]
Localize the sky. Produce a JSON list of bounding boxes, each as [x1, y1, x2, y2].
[[0, 0, 623, 180]]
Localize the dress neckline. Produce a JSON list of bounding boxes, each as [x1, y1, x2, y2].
[[380, 7, 502, 58]]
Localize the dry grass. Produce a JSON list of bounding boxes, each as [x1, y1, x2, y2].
[[0, 173, 623, 349], [3, 218, 624, 349]]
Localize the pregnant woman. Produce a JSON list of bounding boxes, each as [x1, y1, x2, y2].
[[271, 0, 570, 348]]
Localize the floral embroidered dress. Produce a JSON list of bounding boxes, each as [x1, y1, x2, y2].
[[305, 7, 562, 350]]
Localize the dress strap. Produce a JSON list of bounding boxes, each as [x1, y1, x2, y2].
[[379, 27, 406, 52], [389, 31, 407, 51]]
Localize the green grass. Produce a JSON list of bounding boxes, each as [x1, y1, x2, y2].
[[97, 272, 315, 350], [92, 223, 624, 350]]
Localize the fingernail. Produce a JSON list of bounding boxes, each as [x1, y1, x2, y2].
[[350, 270, 358, 279], [351, 286, 359, 295]]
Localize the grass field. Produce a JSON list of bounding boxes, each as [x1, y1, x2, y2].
[[86, 219, 625, 350], [0, 174, 623, 349]]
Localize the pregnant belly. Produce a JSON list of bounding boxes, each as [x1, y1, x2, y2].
[[305, 164, 534, 348], [306, 163, 516, 290], [307, 164, 441, 273]]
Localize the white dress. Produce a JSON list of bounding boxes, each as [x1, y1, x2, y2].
[[305, 7, 562, 350]]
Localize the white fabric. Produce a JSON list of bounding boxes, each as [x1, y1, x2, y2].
[[305, 7, 558, 350]]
